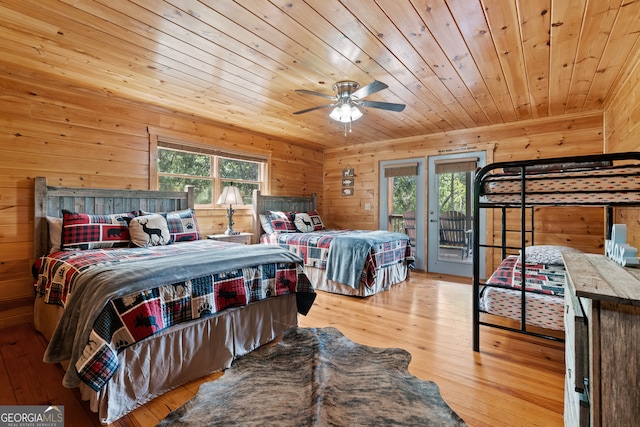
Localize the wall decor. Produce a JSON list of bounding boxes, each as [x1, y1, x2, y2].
[[342, 187, 354, 196], [342, 177, 354, 187], [342, 167, 354, 177]]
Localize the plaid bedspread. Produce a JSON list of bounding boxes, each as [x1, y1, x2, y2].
[[36, 240, 239, 307], [36, 240, 314, 391], [261, 230, 412, 288], [485, 255, 566, 296]]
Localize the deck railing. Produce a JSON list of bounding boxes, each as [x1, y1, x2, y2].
[[388, 214, 405, 233]]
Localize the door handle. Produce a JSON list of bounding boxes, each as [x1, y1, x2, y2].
[[430, 219, 437, 222]]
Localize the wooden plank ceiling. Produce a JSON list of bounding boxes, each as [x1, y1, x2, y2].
[[0, 0, 639, 149]]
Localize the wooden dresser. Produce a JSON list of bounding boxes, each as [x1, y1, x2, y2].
[[562, 252, 640, 427]]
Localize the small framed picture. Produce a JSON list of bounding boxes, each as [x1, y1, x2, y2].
[[342, 187, 354, 196], [342, 167, 354, 177], [342, 177, 354, 187]]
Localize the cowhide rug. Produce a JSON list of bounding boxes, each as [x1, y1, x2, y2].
[[157, 327, 466, 426]]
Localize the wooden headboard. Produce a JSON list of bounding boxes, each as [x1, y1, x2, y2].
[[34, 177, 194, 260], [252, 190, 317, 243]]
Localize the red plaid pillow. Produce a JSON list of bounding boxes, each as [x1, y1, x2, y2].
[[165, 209, 201, 242], [61, 210, 135, 250], [266, 210, 297, 233]]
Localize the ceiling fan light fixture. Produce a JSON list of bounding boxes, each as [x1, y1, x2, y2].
[[329, 104, 362, 123], [293, 80, 405, 136]]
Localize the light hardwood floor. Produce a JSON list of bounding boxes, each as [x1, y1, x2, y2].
[[0, 271, 564, 426]]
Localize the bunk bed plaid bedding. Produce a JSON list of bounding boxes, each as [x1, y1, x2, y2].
[[35, 240, 314, 391], [481, 165, 640, 204], [484, 255, 566, 296]]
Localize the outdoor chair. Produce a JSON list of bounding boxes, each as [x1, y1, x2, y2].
[[439, 210, 472, 259], [403, 210, 416, 256]]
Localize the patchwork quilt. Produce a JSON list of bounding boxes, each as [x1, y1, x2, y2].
[[36, 240, 314, 391], [484, 255, 566, 296], [480, 254, 567, 330], [261, 229, 412, 289]]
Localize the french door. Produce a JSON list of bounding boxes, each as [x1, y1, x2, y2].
[[379, 158, 425, 270], [427, 152, 486, 277]]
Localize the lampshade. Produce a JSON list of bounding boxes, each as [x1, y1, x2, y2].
[[329, 103, 363, 123], [217, 186, 244, 206]]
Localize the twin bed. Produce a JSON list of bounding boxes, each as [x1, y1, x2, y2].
[[252, 191, 413, 297], [472, 152, 640, 351], [33, 180, 411, 424]]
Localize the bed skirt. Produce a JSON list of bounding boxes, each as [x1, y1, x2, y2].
[[304, 262, 408, 297], [34, 294, 298, 424]]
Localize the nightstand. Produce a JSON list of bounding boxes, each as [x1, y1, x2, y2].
[[206, 232, 253, 245]]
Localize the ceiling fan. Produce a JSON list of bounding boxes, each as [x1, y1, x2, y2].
[[293, 80, 406, 134]]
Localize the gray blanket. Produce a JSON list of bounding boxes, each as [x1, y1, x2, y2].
[[43, 244, 304, 388], [325, 230, 409, 289]]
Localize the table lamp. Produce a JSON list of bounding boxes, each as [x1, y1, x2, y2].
[[217, 186, 244, 235]]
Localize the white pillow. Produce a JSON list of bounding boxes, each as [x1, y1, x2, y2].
[[129, 214, 171, 247], [46, 216, 63, 253]]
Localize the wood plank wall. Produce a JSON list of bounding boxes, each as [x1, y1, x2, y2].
[[605, 56, 640, 249], [323, 112, 606, 272], [0, 69, 323, 329]]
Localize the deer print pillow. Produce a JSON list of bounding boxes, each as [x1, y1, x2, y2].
[[141, 208, 202, 242], [294, 210, 325, 232], [129, 214, 171, 247]]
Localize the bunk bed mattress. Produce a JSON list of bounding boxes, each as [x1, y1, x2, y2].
[[481, 165, 640, 204], [479, 255, 566, 330]]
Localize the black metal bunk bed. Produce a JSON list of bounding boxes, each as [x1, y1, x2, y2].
[[472, 151, 640, 352]]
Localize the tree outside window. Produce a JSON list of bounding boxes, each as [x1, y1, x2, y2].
[[219, 158, 261, 205], [391, 175, 416, 214], [158, 147, 265, 206]]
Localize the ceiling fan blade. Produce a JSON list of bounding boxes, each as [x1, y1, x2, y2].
[[351, 80, 389, 99], [358, 99, 406, 112], [295, 89, 336, 101], [293, 103, 335, 115]]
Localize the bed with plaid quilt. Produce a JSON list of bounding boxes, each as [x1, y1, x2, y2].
[[480, 164, 640, 204], [261, 230, 412, 289], [484, 255, 566, 296], [36, 240, 314, 392], [480, 254, 567, 330]]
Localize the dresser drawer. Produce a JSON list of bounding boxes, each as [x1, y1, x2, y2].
[[566, 280, 588, 393], [564, 271, 590, 427]]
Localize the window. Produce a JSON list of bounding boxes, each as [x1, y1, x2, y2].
[[157, 140, 267, 206]]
